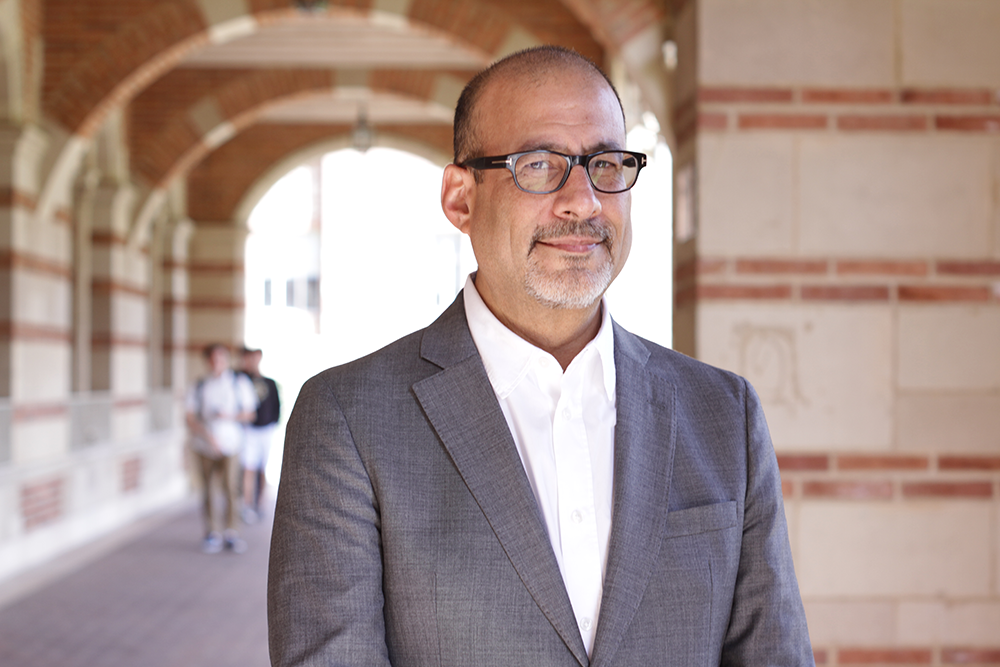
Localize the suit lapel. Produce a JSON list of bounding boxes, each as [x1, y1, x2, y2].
[[413, 296, 589, 666], [590, 325, 677, 667]]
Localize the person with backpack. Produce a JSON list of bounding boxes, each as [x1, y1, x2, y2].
[[185, 343, 257, 554], [239, 347, 280, 524]]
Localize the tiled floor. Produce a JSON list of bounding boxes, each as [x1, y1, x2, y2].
[[0, 499, 273, 667]]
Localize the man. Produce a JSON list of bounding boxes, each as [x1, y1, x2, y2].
[[239, 347, 280, 524], [269, 46, 813, 666], [185, 343, 257, 554]]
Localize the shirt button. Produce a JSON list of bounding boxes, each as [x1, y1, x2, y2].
[[581, 618, 592, 631], [571, 510, 583, 523], [562, 407, 572, 420]]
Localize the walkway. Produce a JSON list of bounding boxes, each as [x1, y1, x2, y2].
[[0, 498, 273, 667]]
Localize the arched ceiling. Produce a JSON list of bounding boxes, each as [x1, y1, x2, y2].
[[34, 0, 669, 229]]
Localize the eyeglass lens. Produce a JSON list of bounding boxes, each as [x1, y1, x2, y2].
[[513, 151, 640, 194]]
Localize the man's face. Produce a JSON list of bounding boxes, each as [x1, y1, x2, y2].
[[243, 350, 261, 375], [208, 347, 230, 376], [453, 69, 632, 318]]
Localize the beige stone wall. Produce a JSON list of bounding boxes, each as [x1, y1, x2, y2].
[[675, 0, 1000, 661], [185, 224, 247, 383], [0, 113, 189, 583]]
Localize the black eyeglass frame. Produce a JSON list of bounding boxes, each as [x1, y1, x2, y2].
[[460, 149, 648, 194]]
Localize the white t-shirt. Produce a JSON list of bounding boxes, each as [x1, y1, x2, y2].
[[185, 370, 258, 457]]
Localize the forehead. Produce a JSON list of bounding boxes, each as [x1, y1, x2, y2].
[[475, 67, 624, 153]]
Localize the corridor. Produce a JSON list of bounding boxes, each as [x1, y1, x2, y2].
[[0, 499, 272, 667]]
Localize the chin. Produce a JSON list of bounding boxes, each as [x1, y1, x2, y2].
[[525, 264, 613, 309]]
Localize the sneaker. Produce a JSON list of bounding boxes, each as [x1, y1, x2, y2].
[[202, 532, 223, 554], [241, 507, 258, 525], [223, 531, 247, 554]]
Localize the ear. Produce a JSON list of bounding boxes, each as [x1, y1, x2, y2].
[[441, 163, 475, 234]]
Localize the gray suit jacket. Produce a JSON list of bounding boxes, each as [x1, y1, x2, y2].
[[268, 294, 813, 666]]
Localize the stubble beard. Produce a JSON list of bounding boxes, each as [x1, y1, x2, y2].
[[524, 219, 615, 309]]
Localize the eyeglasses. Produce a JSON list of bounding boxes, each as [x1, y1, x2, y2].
[[461, 149, 647, 194]]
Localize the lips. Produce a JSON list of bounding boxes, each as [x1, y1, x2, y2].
[[530, 220, 612, 254], [536, 237, 603, 253]]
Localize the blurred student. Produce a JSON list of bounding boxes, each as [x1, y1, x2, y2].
[[185, 343, 257, 553], [239, 347, 280, 523]]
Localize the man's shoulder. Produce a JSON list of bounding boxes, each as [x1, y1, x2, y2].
[[307, 323, 443, 396], [311, 295, 472, 386], [613, 324, 746, 395]]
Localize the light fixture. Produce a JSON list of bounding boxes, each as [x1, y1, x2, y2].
[[352, 105, 373, 153], [294, 0, 329, 12]]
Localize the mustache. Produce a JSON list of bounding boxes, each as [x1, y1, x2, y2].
[[530, 219, 613, 248]]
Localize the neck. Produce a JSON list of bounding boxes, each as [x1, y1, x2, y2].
[[480, 290, 603, 371]]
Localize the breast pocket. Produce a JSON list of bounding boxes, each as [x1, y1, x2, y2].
[[627, 501, 740, 666]]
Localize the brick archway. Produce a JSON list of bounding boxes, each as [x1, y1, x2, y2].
[[132, 67, 462, 189], [41, 0, 560, 139]]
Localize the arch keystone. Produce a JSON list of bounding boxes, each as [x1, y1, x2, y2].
[[431, 74, 465, 117], [188, 98, 227, 138], [336, 69, 371, 91], [194, 0, 258, 44], [494, 26, 542, 59], [370, 0, 412, 31]]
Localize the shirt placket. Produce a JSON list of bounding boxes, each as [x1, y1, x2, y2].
[[552, 361, 603, 653]]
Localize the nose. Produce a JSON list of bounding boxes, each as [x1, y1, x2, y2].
[[553, 164, 602, 220]]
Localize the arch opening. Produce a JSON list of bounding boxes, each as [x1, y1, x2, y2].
[[243, 134, 671, 483]]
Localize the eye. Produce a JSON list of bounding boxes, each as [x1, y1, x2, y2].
[[524, 159, 553, 171], [591, 153, 625, 170]]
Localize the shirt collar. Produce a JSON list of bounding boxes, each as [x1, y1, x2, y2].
[[462, 274, 616, 402]]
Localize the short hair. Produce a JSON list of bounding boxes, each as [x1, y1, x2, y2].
[[202, 343, 229, 359], [452, 45, 625, 165]]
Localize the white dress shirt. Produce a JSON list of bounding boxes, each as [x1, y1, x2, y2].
[[463, 275, 616, 655]]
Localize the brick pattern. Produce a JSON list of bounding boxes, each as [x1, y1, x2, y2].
[[21, 477, 66, 531], [29, 0, 607, 205], [92, 278, 150, 299], [131, 67, 336, 185], [557, 0, 663, 53], [0, 321, 73, 343], [778, 453, 1000, 502], [186, 122, 452, 222], [91, 332, 149, 349], [0, 185, 39, 211], [43, 0, 210, 135], [812, 646, 1000, 665], [12, 403, 70, 422], [0, 250, 72, 280], [675, 85, 1000, 145], [134, 65, 473, 189], [478, 0, 603, 60], [675, 257, 1000, 307]]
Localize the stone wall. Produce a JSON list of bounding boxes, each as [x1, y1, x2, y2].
[[674, 0, 1000, 661]]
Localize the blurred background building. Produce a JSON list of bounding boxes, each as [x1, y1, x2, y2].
[[0, 0, 997, 663]]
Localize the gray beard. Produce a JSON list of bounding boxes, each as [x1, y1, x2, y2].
[[524, 219, 615, 309]]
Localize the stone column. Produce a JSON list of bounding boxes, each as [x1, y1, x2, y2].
[[672, 0, 1000, 658], [185, 223, 248, 382], [0, 123, 74, 464]]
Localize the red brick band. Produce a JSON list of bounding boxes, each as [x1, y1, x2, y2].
[[779, 453, 1000, 501]]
